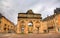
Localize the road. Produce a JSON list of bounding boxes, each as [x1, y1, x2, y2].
[[0, 33, 60, 38]]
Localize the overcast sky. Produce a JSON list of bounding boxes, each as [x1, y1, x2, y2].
[[0, 0, 60, 25]]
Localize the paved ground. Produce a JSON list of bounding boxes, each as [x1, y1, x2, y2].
[[0, 33, 60, 38]]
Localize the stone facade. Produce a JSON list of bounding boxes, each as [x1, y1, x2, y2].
[[17, 8, 60, 34], [0, 8, 60, 34], [43, 8, 60, 33], [0, 14, 16, 33], [17, 10, 48, 34]]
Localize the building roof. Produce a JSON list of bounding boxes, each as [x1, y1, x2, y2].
[[18, 9, 42, 19], [43, 8, 60, 21], [43, 14, 55, 21], [54, 8, 60, 14], [0, 13, 15, 26], [18, 9, 41, 15], [3, 16, 15, 26]]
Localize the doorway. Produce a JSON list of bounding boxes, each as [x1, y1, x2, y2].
[[28, 21, 33, 33], [36, 27, 39, 34], [48, 26, 55, 33], [21, 25, 25, 34]]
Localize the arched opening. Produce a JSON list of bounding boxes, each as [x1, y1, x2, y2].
[[58, 28, 60, 32], [4, 28, 6, 31], [8, 29, 15, 33], [4, 28, 6, 33], [36, 27, 39, 34], [28, 21, 33, 33], [21, 25, 25, 34], [28, 22, 33, 26], [48, 26, 55, 33]]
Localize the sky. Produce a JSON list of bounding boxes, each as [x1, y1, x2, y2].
[[0, 0, 60, 25]]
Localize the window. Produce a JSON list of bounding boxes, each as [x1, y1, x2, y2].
[[8, 28, 9, 30], [28, 22, 33, 26], [28, 23, 32, 26], [4, 28, 6, 31], [8, 25, 9, 27], [11, 26, 12, 28], [5, 24, 7, 26]]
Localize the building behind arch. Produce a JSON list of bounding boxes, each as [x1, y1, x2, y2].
[[0, 13, 16, 33]]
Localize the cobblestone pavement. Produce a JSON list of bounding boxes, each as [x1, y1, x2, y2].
[[0, 33, 60, 38]]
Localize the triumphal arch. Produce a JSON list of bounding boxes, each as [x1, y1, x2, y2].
[[17, 10, 47, 34]]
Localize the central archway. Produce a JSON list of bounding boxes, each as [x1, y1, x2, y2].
[[28, 21, 33, 33]]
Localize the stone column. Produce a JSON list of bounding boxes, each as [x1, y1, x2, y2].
[[17, 21, 21, 33], [25, 22, 28, 34], [32, 22, 37, 34]]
